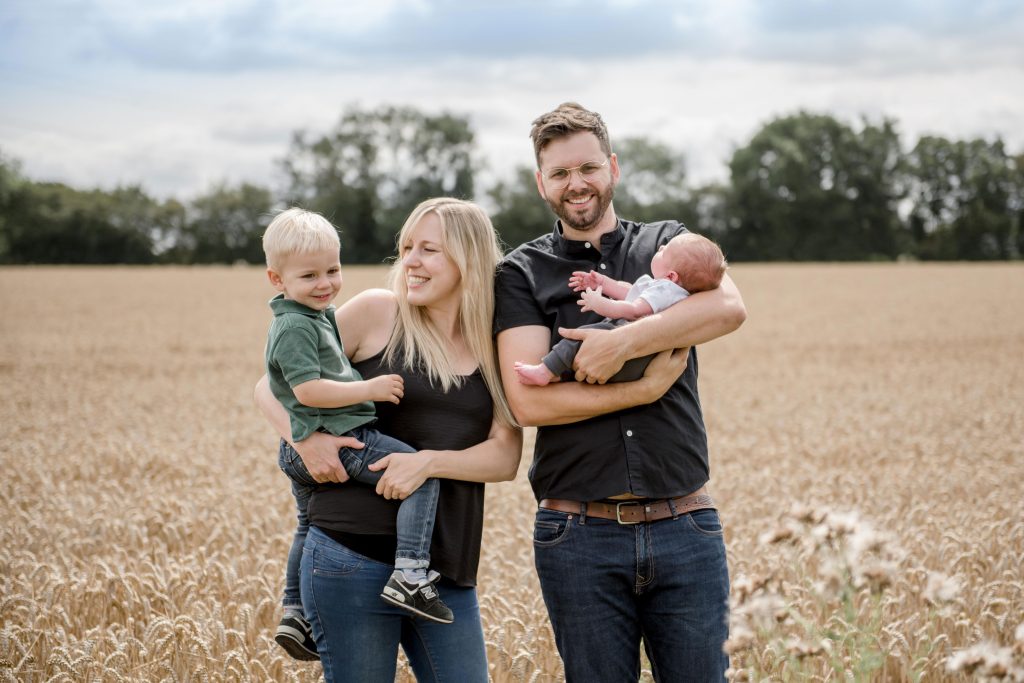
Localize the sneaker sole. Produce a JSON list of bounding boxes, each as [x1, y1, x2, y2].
[[275, 627, 320, 661], [380, 592, 454, 624]]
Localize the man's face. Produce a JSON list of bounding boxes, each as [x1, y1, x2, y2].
[[535, 131, 619, 235]]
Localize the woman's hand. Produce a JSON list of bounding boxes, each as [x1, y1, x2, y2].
[[293, 432, 363, 483], [367, 452, 433, 500]]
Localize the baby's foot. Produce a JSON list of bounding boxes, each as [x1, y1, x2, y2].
[[514, 361, 556, 386]]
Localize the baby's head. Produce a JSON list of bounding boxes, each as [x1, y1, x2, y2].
[[650, 233, 727, 293], [262, 208, 343, 310]]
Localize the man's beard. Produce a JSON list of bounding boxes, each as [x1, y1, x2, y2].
[[547, 183, 614, 232]]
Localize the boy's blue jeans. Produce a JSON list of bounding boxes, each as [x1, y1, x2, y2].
[[277, 425, 435, 610]]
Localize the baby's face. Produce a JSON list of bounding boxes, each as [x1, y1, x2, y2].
[[650, 239, 683, 280]]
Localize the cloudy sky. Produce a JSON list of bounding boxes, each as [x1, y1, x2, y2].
[[2, 0, 1022, 200]]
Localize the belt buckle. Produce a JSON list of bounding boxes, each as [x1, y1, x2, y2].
[[615, 501, 644, 525]]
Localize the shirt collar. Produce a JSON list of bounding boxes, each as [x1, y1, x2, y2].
[[269, 293, 330, 318], [552, 218, 626, 257]]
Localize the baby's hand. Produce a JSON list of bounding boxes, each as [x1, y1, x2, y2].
[[578, 286, 604, 313], [367, 374, 404, 404], [569, 270, 603, 292]]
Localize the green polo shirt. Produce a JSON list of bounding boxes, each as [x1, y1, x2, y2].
[[265, 294, 375, 442]]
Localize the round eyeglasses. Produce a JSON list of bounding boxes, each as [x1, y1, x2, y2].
[[542, 159, 609, 188]]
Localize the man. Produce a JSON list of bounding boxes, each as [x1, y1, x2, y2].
[[494, 102, 747, 682]]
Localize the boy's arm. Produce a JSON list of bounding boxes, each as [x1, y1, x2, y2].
[[292, 374, 404, 409], [579, 287, 654, 321], [564, 272, 747, 384], [497, 325, 689, 427], [253, 375, 357, 483]]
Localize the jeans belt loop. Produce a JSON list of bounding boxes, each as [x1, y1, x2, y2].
[[667, 497, 679, 520], [580, 501, 588, 525]]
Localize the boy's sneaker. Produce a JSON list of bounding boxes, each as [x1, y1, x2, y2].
[[275, 613, 319, 661], [380, 571, 454, 624]]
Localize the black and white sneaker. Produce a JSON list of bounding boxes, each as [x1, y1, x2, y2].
[[275, 613, 319, 661], [380, 570, 454, 624]]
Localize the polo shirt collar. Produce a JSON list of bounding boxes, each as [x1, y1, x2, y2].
[[552, 218, 626, 258], [269, 293, 327, 318]]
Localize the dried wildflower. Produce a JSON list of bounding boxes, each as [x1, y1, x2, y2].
[[946, 642, 1023, 680], [923, 572, 962, 606]]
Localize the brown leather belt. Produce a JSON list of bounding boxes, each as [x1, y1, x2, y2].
[[539, 487, 715, 525]]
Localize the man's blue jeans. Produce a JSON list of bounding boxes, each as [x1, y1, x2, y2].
[[301, 526, 489, 682], [533, 506, 730, 682], [277, 425, 437, 609]]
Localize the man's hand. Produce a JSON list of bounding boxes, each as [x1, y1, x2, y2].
[[636, 347, 690, 401], [293, 432, 363, 483], [569, 270, 604, 292], [558, 325, 629, 384], [367, 452, 431, 500], [366, 374, 404, 404]]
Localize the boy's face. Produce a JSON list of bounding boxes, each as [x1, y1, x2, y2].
[[267, 249, 343, 311]]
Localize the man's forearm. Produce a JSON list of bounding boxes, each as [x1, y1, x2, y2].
[[509, 379, 658, 427]]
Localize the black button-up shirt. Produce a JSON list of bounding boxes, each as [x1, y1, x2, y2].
[[494, 218, 710, 502]]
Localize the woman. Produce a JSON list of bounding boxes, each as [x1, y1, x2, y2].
[[255, 198, 521, 682]]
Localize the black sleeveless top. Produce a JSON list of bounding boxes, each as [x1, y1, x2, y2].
[[306, 348, 494, 587]]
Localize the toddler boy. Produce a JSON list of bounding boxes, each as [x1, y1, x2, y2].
[[263, 208, 453, 661]]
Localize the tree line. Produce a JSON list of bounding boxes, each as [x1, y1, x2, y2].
[[1, 107, 1021, 264]]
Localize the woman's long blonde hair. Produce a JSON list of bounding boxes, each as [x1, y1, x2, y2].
[[384, 198, 516, 428]]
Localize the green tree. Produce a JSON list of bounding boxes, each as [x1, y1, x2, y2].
[[280, 106, 477, 263], [487, 167, 552, 250], [173, 182, 272, 264], [905, 136, 1021, 260], [613, 136, 692, 225], [726, 112, 906, 261]]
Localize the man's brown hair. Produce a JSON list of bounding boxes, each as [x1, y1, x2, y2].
[[529, 102, 612, 165]]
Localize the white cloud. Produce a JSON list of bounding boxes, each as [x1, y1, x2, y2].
[[1, 1, 1022, 199]]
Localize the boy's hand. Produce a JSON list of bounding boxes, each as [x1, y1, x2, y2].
[[569, 270, 603, 292], [578, 286, 605, 313], [367, 374, 404, 404]]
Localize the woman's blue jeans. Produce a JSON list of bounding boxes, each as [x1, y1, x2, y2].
[[278, 426, 437, 609], [300, 525, 489, 683], [533, 506, 731, 682]]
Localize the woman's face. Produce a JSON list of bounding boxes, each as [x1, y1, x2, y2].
[[400, 212, 462, 310]]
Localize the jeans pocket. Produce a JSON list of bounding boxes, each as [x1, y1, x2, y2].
[[685, 509, 724, 537], [309, 537, 365, 577], [534, 509, 572, 546]]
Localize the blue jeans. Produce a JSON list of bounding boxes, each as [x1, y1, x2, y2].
[[277, 425, 437, 609], [301, 526, 489, 682], [533, 507, 730, 682]]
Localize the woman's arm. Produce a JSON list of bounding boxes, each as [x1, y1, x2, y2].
[[253, 375, 362, 483], [367, 417, 524, 500]]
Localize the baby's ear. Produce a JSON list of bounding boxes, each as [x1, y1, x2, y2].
[[666, 271, 681, 284]]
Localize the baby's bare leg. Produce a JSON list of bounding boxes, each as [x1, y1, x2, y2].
[[514, 361, 558, 386]]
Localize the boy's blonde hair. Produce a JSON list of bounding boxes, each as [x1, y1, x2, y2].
[[384, 198, 516, 428], [262, 208, 340, 270]]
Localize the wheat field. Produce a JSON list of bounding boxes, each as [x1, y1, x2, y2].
[[1, 263, 1022, 682]]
